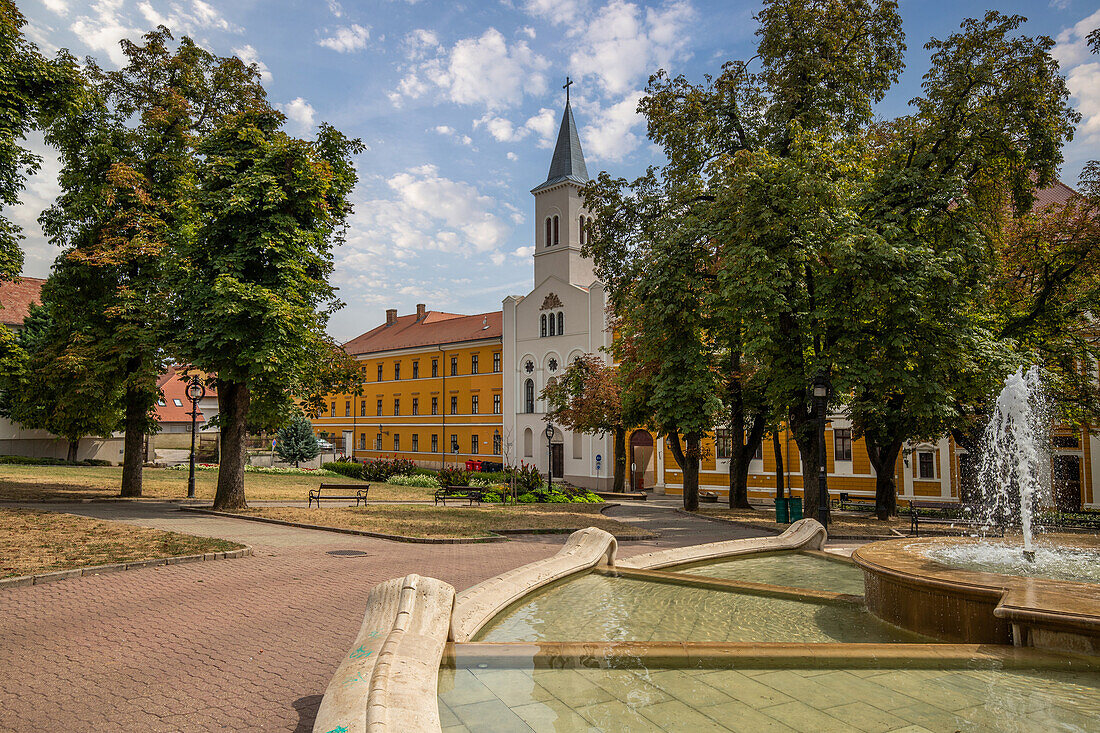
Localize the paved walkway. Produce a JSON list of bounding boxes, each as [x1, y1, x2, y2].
[[0, 500, 766, 732]]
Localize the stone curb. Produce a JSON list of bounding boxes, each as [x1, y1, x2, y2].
[[0, 546, 253, 590]]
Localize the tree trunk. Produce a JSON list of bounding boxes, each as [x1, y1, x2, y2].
[[866, 435, 904, 520], [66, 439, 79, 463], [213, 379, 250, 511], [668, 431, 700, 511], [729, 413, 766, 509], [613, 426, 626, 492], [791, 410, 823, 520], [119, 385, 146, 497], [773, 430, 785, 499]]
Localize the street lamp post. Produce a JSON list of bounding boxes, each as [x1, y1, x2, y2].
[[544, 421, 555, 490], [186, 377, 207, 500], [812, 372, 830, 529]]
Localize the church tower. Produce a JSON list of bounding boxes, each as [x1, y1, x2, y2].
[[530, 88, 597, 288]]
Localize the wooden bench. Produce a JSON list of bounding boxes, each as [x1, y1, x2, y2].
[[308, 483, 370, 508], [831, 492, 875, 513], [909, 499, 1003, 537], [434, 486, 482, 506]]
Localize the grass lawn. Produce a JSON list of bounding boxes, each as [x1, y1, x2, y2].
[[235, 503, 655, 539], [0, 507, 243, 578], [0, 464, 433, 503]]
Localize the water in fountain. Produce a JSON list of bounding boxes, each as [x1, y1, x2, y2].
[[975, 366, 1051, 557]]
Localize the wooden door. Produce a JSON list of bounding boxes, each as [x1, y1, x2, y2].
[[550, 443, 564, 479], [1051, 454, 1082, 512]]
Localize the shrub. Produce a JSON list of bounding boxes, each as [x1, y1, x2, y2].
[[512, 463, 545, 493], [82, 458, 113, 466], [386, 473, 440, 488], [438, 466, 470, 487], [360, 456, 417, 481], [322, 461, 363, 480]]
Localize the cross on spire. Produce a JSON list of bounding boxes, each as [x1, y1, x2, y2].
[[563, 76, 573, 105]]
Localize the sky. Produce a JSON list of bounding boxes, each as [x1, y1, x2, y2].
[[11, 0, 1100, 342]]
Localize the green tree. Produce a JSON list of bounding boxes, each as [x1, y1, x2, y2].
[[174, 110, 362, 510], [0, 0, 78, 284], [540, 353, 627, 491], [276, 414, 320, 467], [39, 28, 269, 496]]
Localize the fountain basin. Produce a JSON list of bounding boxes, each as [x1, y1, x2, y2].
[[853, 538, 1100, 654]]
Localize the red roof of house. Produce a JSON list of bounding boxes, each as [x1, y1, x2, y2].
[[0, 276, 44, 327], [1033, 180, 1077, 210], [155, 366, 218, 424], [343, 309, 503, 356]]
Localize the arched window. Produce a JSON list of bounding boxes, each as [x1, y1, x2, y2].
[[524, 379, 535, 413], [548, 312, 556, 336], [579, 215, 586, 246], [540, 314, 547, 337], [545, 217, 552, 247], [557, 311, 564, 335], [553, 215, 559, 246], [523, 427, 533, 457]]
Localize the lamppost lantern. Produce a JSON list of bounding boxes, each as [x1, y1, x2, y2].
[[185, 376, 206, 500]]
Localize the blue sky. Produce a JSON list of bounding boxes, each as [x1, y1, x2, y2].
[[12, 0, 1100, 341]]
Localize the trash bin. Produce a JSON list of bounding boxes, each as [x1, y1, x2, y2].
[[465, 460, 482, 472], [788, 497, 804, 521], [774, 497, 790, 523]]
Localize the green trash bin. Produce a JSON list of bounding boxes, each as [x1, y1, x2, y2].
[[774, 497, 789, 523], [788, 497, 804, 521]]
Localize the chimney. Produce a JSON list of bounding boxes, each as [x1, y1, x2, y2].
[[385, 308, 397, 326], [416, 303, 426, 320]]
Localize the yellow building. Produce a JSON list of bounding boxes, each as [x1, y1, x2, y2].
[[312, 305, 505, 468]]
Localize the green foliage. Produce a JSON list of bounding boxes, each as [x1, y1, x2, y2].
[[512, 463, 545, 493], [275, 414, 320, 466], [359, 457, 416, 481], [386, 473, 440, 488], [321, 461, 362, 480], [438, 466, 470, 487]]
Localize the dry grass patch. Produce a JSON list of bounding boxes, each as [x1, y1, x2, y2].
[[0, 507, 242, 578], [0, 465, 432, 502], [237, 503, 655, 539]]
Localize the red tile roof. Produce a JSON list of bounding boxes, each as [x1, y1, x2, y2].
[[0, 276, 44, 327], [343, 309, 502, 355], [155, 366, 218, 424], [1033, 180, 1077, 210]]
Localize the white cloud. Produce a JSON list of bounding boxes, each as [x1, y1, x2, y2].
[[506, 151, 519, 161], [584, 90, 644, 161], [137, 0, 239, 35], [524, 0, 587, 26], [6, 132, 62, 277], [1055, 10, 1100, 145], [433, 125, 473, 146], [396, 28, 547, 110], [475, 107, 556, 146], [234, 44, 271, 82], [280, 97, 316, 133], [327, 0, 344, 17], [524, 107, 556, 146], [319, 24, 370, 53], [388, 165, 510, 252], [70, 0, 143, 67], [43, 0, 69, 15]]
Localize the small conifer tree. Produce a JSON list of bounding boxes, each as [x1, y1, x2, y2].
[[275, 414, 320, 467]]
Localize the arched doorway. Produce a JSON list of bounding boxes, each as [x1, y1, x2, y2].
[[550, 427, 564, 481], [629, 430, 655, 491]]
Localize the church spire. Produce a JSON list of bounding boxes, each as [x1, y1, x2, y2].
[[532, 80, 588, 193]]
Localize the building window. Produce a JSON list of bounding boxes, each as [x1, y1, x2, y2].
[[412, 361, 419, 379], [524, 428, 533, 457], [493, 394, 501, 414], [557, 311, 563, 335], [344, 401, 350, 417], [471, 395, 479, 414], [393, 398, 400, 416], [548, 312, 556, 336], [450, 395, 458, 415], [330, 402, 336, 418], [431, 434, 438, 452], [431, 397, 438, 415], [450, 356, 458, 376], [451, 434, 459, 453], [541, 314, 547, 337], [493, 352, 501, 372], [579, 215, 586, 246], [553, 215, 559, 245], [394, 362, 400, 380], [714, 429, 732, 460], [918, 451, 935, 479], [393, 434, 400, 452], [524, 379, 535, 413], [471, 354, 479, 374], [377, 364, 383, 381], [375, 435, 383, 451], [471, 435, 479, 455], [834, 429, 852, 461], [412, 434, 419, 452], [753, 442, 763, 460], [493, 433, 502, 455], [573, 432, 582, 459], [360, 400, 366, 417], [412, 398, 419, 415], [359, 433, 366, 450], [376, 399, 383, 416], [545, 217, 552, 247], [548, 358, 558, 373]]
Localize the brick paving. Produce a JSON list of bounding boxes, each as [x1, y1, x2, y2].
[[0, 500, 761, 732]]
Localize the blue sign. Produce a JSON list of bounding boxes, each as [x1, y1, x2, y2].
[[595, 454, 602, 462]]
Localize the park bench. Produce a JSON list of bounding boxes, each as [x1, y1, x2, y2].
[[832, 492, 875, 513], [909, 499, 1003, 537], [434, 485, 483, 506], [308, 483, 370, 508]]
